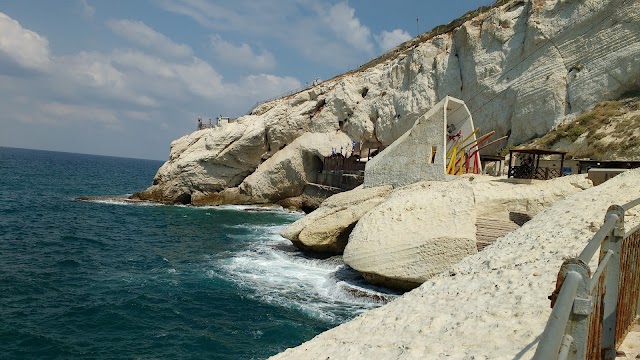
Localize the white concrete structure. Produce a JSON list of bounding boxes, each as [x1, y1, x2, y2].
[[364, 96, 477, 188]]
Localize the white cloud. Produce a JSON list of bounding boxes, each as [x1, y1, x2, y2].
[[209, 34, 275, 70], [0, 10, 304, 158], [110, 49, 225, 100], [125, 110, 153, 121], [319, 2, 374, 54], [376, 29, 412, 52], [235, 73, 300, 99], [156, 0, 265, 33], [63, 51, 126, 89], [80, 0, 96, 19], [42, 102, 121, 127], [0, 12, 51, 73], [158, 0, 375, 70], [107, 19, 192, 58]]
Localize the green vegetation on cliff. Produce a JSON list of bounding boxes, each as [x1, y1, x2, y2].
[[525, 90, 640, 160]]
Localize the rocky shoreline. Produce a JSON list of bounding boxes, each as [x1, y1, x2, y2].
[[270, 169, 640, 359]]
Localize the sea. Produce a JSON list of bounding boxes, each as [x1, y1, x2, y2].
[[0, 147, 397, 359]]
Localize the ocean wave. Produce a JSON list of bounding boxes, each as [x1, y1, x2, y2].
[[76, 197, 303, 217], [210, 226, 399, 324]]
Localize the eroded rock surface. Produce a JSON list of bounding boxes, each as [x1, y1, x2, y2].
[[343, 181, 477, 290]]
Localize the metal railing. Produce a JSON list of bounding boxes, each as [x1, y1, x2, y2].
[[534, 197, 640, 359]]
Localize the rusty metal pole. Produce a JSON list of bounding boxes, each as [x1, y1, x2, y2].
[[600, 205, 625, 360], [533, 270, 582, 360], [563, 260, 594, 360]]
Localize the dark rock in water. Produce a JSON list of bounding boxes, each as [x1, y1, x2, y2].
[[277, 183, 344, 213], [175, 193, 191, 205], [277, 195, 321, 213], [342, 285, 397, 303], [243, 207, 277, 213], [360, 271, 422, 292], [331, 265, 402, 303], [190, 188, 260, 206], [269, 242, 300, 253]]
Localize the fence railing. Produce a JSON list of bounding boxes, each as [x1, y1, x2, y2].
[[534, 197, 640, 359], [508, 165, 562, 180]]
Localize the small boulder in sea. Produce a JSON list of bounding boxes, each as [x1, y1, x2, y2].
[[280, 185, 393, 255]]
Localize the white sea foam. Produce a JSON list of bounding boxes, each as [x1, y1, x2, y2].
[[78, 196, 164, 206], [195, 204, 303, 215], [81, 197, 304, 218], [211, 223, 398, 323]]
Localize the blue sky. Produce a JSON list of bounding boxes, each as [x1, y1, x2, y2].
[[0, 0, 493, 160]]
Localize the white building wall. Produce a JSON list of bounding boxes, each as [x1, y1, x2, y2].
[[364, 96, 475, 188]]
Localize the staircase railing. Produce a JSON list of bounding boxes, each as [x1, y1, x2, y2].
[[534, 197, 640, 359]]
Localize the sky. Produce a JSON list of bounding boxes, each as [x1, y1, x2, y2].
[[0, 0, 494, 160]]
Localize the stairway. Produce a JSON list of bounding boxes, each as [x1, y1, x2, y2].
[[476, 217, 522, 251]]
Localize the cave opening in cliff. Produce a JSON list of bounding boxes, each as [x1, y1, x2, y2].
[[175, 192, 191, 205]]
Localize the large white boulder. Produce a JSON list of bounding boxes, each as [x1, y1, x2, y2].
[[280, 185, 393, 254], [343, 181, 477, 290]]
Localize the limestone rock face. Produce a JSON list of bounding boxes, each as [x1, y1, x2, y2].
[[139, 0, 640, 204], [343, 181, 477, 290], [134, 119, 268, 203], [239, 132, 351, 202], [281, 185, 393, 254]]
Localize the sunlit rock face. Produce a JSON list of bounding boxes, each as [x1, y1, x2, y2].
[[136, 0, 640, 204]]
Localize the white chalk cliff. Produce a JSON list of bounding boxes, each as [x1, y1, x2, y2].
[[136, 0, 640, 205]]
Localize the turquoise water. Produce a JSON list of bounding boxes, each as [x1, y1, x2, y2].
[[0, 147, 394, 359]]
